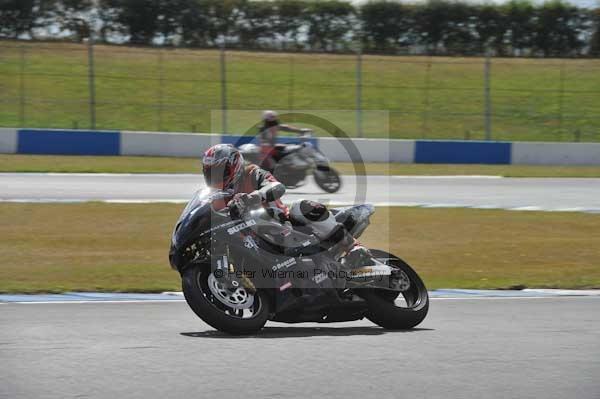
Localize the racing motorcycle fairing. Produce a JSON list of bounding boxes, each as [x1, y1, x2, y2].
[[169, 189, 400, 318], [169, 188, 339, 275], [169, 189, 231, 269], [170, 190, 376, 272], [331, 204, 375, 239]]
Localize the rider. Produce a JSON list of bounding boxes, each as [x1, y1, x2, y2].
[[202, 143, 288, 221], [201, 144, 371, 266], [259, 110, 312, 171]]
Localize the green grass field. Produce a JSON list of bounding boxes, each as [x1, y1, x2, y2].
[[2, 154, 600, 177], [1, 203, 598, 293], [1, 41, 599, 141]]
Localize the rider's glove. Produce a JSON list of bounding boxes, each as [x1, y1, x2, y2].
[[229, 192, 262, 219]]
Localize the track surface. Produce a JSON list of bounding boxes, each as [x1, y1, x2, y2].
[[2, 173, 600, 211], [2, 297, 599, 399]]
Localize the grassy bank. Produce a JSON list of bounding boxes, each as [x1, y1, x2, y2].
[[2, 154, 600, 177], [1, 203, 598, 293], [1, 41, 599, 141]]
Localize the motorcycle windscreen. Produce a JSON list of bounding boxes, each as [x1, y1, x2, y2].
[[171, 189, 231, 248]]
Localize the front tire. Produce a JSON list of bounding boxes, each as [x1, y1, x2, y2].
[[182, 265, 270, 335], [360, 250, 429, 330]]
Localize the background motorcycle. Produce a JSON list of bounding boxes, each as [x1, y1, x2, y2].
[[169, 189, 429, 335], [238, 132, 342, 193]]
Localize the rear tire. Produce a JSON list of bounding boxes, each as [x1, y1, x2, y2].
[[360, 250, 429, 330], [182, 265, 270, 335], [313, 166, 341, 193]]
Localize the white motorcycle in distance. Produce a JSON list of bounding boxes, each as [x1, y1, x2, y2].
[[238, 132, 342, 193]]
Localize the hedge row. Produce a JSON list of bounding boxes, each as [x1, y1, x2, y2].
[[1, 0, 599, 56]]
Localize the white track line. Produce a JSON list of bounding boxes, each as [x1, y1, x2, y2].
[[429, 296, 600, 301], [6, 296, 600, 304], [0, 198, 189, 204], [0, 173, 504, 179], [2, 198, 598, 214], [0, 172, 198, 178], [8, 300, 186, 304], [388, 175, 504, 179]]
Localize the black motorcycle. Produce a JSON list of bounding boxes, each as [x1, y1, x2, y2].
[[169, 189, 428, 335], [238, 133, 341, 193]]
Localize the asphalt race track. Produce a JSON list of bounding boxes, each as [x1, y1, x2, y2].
[[1, 297, 599, 399], [2, 173, 600, 398], [2, 173, 600, 212]]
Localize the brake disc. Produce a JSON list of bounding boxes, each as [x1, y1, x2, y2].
[[207, 273, 255, 310]]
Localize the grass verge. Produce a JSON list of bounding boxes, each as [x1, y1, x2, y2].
[[1, 203, 598, 293], [2, 154, 600, 177], [1, 41, 600, 141]]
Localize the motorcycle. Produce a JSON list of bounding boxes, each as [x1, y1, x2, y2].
[[169, 189, 429, 335], [238, 132, 342, 193]]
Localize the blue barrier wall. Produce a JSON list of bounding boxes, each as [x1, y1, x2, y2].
[[414, 140, 512, 164], [4, 128, 598, 165], [220, 134, 318, 148], [18, 129, 120, 156]]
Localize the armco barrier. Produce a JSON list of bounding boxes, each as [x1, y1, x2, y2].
[[512, 142, 600, 165], [120, 131, 218, 157], [1, 128, 600, 165], [318, 137, 415, 163], [0, 128, 17, 154], [17, 129, 120, 156], [221, 135, 414, 163], [220, 134, 318, 148], [414, 140, 512, 164]]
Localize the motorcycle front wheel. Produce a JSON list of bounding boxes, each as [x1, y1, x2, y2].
[[182, 265, 270, 335], [313, 166, 341, 193], [359, 249, 429, 329]]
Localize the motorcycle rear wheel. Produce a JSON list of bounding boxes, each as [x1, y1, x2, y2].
[[313, 166, 341, 193], [360, 250, 429, 329], [182, 265, 270, 335]]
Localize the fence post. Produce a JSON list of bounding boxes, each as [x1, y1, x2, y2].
[[158, 50, 164, 131], [483, 52, 492, 141], [355, 43, 363, 138], [87, 38, 97, 130], [219, 43, 228, 134], [288, 55, 295, 113], [421, 57, 432, 139], [558, 61, 565, 138], [19, 45, 26, 127]]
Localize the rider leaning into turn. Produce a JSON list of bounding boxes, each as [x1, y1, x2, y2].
[[201, 143, 371, 266], [259, 110, 311, 171], [202, 143, 289, 220]]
